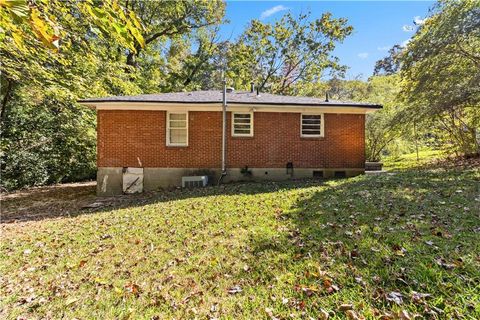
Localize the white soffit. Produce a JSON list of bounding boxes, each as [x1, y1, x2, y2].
[[85, 102, 377, 114]]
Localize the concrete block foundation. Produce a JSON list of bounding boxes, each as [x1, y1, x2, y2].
[[96, 167, 365, 196]]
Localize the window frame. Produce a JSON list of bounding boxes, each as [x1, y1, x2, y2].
[[166, 111, 189, 147], [300, 113, 324, 138], [231, 111, 254, 137]]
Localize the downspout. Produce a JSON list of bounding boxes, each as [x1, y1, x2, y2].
[[218, 79, 228, 185]]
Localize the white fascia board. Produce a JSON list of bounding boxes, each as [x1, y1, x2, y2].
[[85, 102, 376, 114]]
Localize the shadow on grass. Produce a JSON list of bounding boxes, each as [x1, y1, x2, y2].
[[244, 167, 479, 317], [1, 178, 328, 224]]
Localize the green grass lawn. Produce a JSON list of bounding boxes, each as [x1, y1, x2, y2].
[[382, 149, 445, 170], [1, 155, 479, 319]]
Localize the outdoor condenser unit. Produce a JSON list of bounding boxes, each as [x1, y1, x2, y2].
[[181, 175, 208, 188]]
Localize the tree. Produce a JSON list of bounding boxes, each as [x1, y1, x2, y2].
[[122, 0, 225, 67], [0, 0, 145, 190], [0, 0, 145, 121], [363, 76, 404, 161], [373, 45, 403, 76], [161, 26, 225, 92], [399, 0, 480, 156], [227, 12, 353, 94]]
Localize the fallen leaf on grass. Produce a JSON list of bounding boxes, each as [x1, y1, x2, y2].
[[327, 284, 339, 294], [94, 277, 108, 285], [298, 300, 306, 310], [338, 304, 353, 311], [124, 282, 140, 296], [411, 291, 431, 303], [386, 291, 403, 305], [392, 244, 407, 257], [300, 285, 319, 296], [319, 308, 329, 319], [350, 248, 360, 259], [227, 285, 242, 294], [398, 309, 411, 320], [322, 278, 339, 294], [78, 260, 87, 268], [435, 258, 456, 270], [265, 307, 279, 320], [378, 312, 394, 319], [346, 310, 363, 320], [355, 276, 366, 287], [432, 228, 452, 239]]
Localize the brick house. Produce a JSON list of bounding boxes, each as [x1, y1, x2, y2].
[[80, 89, 381, 195]]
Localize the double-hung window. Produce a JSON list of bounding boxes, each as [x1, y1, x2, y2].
[[166, 112, 188, 146], [232, 112, 253, 137], [301, 114, 324, 137]]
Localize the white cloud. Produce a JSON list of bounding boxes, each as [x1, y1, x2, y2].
[[377, 46, 390, 51], [260, 5, 288, 20], [357, 52, 369, 59], [402, 25, 415, 32], [414, 16, 426, 25]]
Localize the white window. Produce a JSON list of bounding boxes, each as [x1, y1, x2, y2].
[[166, 112, 188, 146], [232, 112, 253, 137], [301, 114, 324, 137]]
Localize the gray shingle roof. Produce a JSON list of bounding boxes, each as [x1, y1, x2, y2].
[[79, 90, 382, 109]]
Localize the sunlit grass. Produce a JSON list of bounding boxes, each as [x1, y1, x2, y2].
[[383, 149, 445, 170]]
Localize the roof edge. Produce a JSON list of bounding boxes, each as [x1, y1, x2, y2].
[[77, 99, 383, 109]]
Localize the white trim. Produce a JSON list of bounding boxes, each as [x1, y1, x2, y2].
[[166, 111, 188, 147], [300, 113, 324, 138], [87, 102, 377, 114], [231, 111, 254, 137]]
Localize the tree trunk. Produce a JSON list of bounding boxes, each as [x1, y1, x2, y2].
[[413, 121, 419, 161], [126, 51, 137, 67], [0, 79, 14, 124]]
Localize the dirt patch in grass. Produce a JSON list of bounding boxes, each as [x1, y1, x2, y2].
[[1, 182, 97, 223]]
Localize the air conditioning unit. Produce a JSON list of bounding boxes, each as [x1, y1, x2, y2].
[[182, 175, 208, 188]]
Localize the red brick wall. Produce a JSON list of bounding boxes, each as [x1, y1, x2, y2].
[[97, 110, 365, 168]]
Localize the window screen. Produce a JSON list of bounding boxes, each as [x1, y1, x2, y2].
[[167, 112, 188, 146], [232, 112, 253, 136], [301, 114, 323, 137]]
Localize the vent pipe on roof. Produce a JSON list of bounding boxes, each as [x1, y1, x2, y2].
[[256, 86, 260, 96], [250, 82, 255, 93], [325, 92, 329, 102]]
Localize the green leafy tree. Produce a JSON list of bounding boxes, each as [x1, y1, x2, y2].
[[362, 76, 404, 161], [161, 27, 227, 91], [0, 0, 145, 190], [122, 0, 225, 67], [373, 45, 403, 76], [399, 0, 480, 156], [0, 0, 145, 121], [227, 12, 353, 94], [1, 88, 97, 189], [293, 75, 406, 161]]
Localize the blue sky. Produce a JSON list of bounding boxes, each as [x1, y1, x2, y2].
[[220, 1, 434, 79]]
